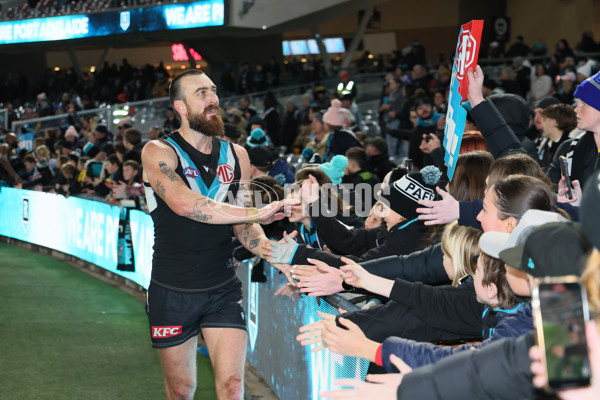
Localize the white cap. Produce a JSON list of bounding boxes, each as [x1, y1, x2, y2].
[[479, 210, 567, 258]]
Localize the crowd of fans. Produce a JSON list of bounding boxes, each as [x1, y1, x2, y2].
[[1, 29, 600, 399]]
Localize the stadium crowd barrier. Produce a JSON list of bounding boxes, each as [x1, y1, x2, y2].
[[0, 187, 368, 398]]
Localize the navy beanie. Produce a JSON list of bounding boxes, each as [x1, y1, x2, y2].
[[574, 71, 600, 112]]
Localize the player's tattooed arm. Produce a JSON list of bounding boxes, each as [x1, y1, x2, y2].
[[235, 182, 253, 208], [158, 161, 180, 182], [184, 199, 214, 222], [233, 222, 269, 256], [154, 180, 166, 200]]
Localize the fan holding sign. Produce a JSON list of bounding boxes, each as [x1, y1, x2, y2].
[[443, 20, 484, 180]]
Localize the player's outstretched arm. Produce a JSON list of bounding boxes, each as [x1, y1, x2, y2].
[[142, 140, 284, 224], [230, 143, 291, 259]]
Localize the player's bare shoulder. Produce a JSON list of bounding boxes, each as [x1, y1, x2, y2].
[[231, 142, 249, 161], [142, 139, 178, 182]]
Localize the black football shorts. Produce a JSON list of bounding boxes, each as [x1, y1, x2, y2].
[[146, 276, 247, 348]]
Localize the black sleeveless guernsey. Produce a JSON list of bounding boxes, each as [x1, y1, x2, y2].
[[145, 132, 241, 291]]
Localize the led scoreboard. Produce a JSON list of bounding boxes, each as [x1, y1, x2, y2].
[[0, 0, 225, 45]]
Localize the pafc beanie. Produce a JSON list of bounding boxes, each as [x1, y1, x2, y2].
[[380, 165, 442, 220]]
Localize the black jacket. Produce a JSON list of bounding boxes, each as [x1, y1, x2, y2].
[[309, 204, 385, 257], [367, 153, 397, 181], [290, 219, 429, 267], [323, 128, 361, 162], [339, 277, 486, 344], [547, 131, 600, 189], [469, 99, 529, 160], [397, 331, 538, 400], [341, 169, 380, 209], [360, 242, 447, 283]]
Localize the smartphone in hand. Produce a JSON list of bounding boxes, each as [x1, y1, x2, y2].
[[558, 156, 573, 200], [532, 278, 591, 391]]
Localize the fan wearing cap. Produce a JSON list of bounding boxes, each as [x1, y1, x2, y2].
[[322, 181, 600, 400], [369, 211, 564, 373], [546, 70, 600, 189], [340, 93, 362, 128], [529, 169, 600, 397], [92, 124, 114, 155], [320, 99, 361, 162], [248, 145, 294, 185]]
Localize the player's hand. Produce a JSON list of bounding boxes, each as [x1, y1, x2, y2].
[[257, 200, 284, 224]]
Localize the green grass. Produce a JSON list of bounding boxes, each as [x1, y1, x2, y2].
[[0, 242, 216, 399]]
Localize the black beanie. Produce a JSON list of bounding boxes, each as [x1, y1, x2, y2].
[[488, 94, 530, 138], [380, 166, 442, 220], [534, 96, 560, 110]]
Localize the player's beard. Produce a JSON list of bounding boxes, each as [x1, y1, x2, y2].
[[187, 104, 224, 137]]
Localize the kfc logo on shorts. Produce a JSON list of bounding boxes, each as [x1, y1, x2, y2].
[[184, 167, 199, 178], [216, 164, 234, 184], [152, 326, 182, 338]]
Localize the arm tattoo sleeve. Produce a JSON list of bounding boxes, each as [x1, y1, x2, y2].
[[235, 182, 253, 208], [184, 200, 214, 222], [155, 180, 166, 200], [158, 161, 180, 182]]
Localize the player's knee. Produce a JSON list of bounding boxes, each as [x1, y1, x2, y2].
[[219, 375, 242, 400], [168, 379, 196, 400]]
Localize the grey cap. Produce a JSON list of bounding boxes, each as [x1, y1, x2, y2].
[[479, 210, 567, 259]]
